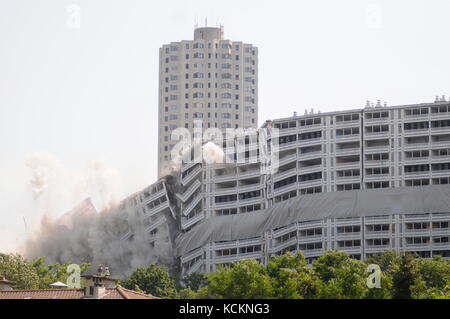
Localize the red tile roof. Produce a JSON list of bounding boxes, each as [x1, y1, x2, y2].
[[0, 286, 159, 299]]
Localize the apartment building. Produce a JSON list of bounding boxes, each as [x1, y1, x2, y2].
[[177, 185, 450, 275], [60, 98, 449, 276], [273, 98, 450, 194], [158, 26, 259, 177], [172, 98, 450, 231]]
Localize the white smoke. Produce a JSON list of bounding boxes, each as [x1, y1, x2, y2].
[[26, 152, 121, 218], [202, 141, 225, 164], [25, 152, 176, 277]]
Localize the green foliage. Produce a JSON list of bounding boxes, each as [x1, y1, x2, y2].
[[0, 253, 39, 289], [410, 256, 450, 299], [177, 250, 450, 299], [31, 257, 91, 289], [202, 260, 274, 299], [364, 251, 398, 272], [0, 253, 91, 290], [180, 273, 208, 291], [314, 251, 368, 299], [390, 253, 417, 299], [122, 264, 177, 298], [266, 252, 320, 299]]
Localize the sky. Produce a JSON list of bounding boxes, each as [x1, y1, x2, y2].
[[1, 0, 450, 253]]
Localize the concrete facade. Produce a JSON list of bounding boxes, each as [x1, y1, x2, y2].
[[158, 27, 258, 176]]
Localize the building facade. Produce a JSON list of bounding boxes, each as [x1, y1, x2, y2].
[[158, 26, 259, 176], [178, 186, 450, 275], [53, 98, 450, 276], [173, 99, 450, 232]]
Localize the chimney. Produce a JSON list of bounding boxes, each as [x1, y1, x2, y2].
[[82, 265, 118, 299], [0, 275, 15, 291]]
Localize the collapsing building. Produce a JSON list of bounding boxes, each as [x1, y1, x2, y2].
[[28, 99, 450, 277]]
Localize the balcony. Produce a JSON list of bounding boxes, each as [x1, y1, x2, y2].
[[142, 188, 166, 204], [176, 179, 202, 202], [298, 164, 322, 175], [335, 147, 360, 156], [213, 187, 239, 196], [404, 170, 430, 177], [238, 168, 261, 179], [181, 212, 204, 229], [364, 160, 389, 168], [273, 182, 298, 195], [404, 156, 429, 163], [430, 112, 450, 119], [298, 150, 322, 161], [335, 134, 361, 143], [336, 175, 361, 182], [279, 141, 297, 151], [182, 193, 203, 216], [404, 142, 430, 150], [214, 200, 238, 209], [335, 161, 361, 169], [145, 200, 170, 217], [278, 153, 297, 166], [364, 174, 390, 181], [213, 240, 238, 249], [335, 120, 360, 127], [365, 231, 391, 238], [431, 169, 450, 177], [297, 137, 322, 147], [298, 124, 324, 133], [431, 126, 450, 134], [297, 179, 322, 188], [238, 237, 263, 246], [364, 131, 390, 139], [274, 167, 297, 182], [214, 172, 238, 183], [302, 248, 325, 257], [272, 224, 297, 238], [365, 245, 392, 252], [238, 196, 263, 206], [181, 165, 202, 186], [238, 183, 263, 193], [402, 128, 430, 136], [298, 235, 324, 244], [278, 126, 298, 136], [180, 248, 203, 264]]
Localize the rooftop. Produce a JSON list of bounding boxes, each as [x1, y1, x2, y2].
[[0, 286, 159, 299]]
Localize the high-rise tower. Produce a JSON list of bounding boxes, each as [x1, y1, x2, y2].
[[158, 26, 258, 176]]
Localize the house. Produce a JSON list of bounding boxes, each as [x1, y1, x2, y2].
[[0, 266, 159, 299]]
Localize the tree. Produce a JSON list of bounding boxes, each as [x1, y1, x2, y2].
[[390, 253, 417, 299], [180, 273, 208, 291], [200, 259, 273, 299], [266, 252, 320, 299], [364, 251, 398, 272], [410, 256, 450, 299], [0, 253, 39, 289], [123, 264, 177, 298], [313, 251, 369, 299], [31, 257, 91, 289]]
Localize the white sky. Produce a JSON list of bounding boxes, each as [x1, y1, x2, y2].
[[1, 0, 450, 252]]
